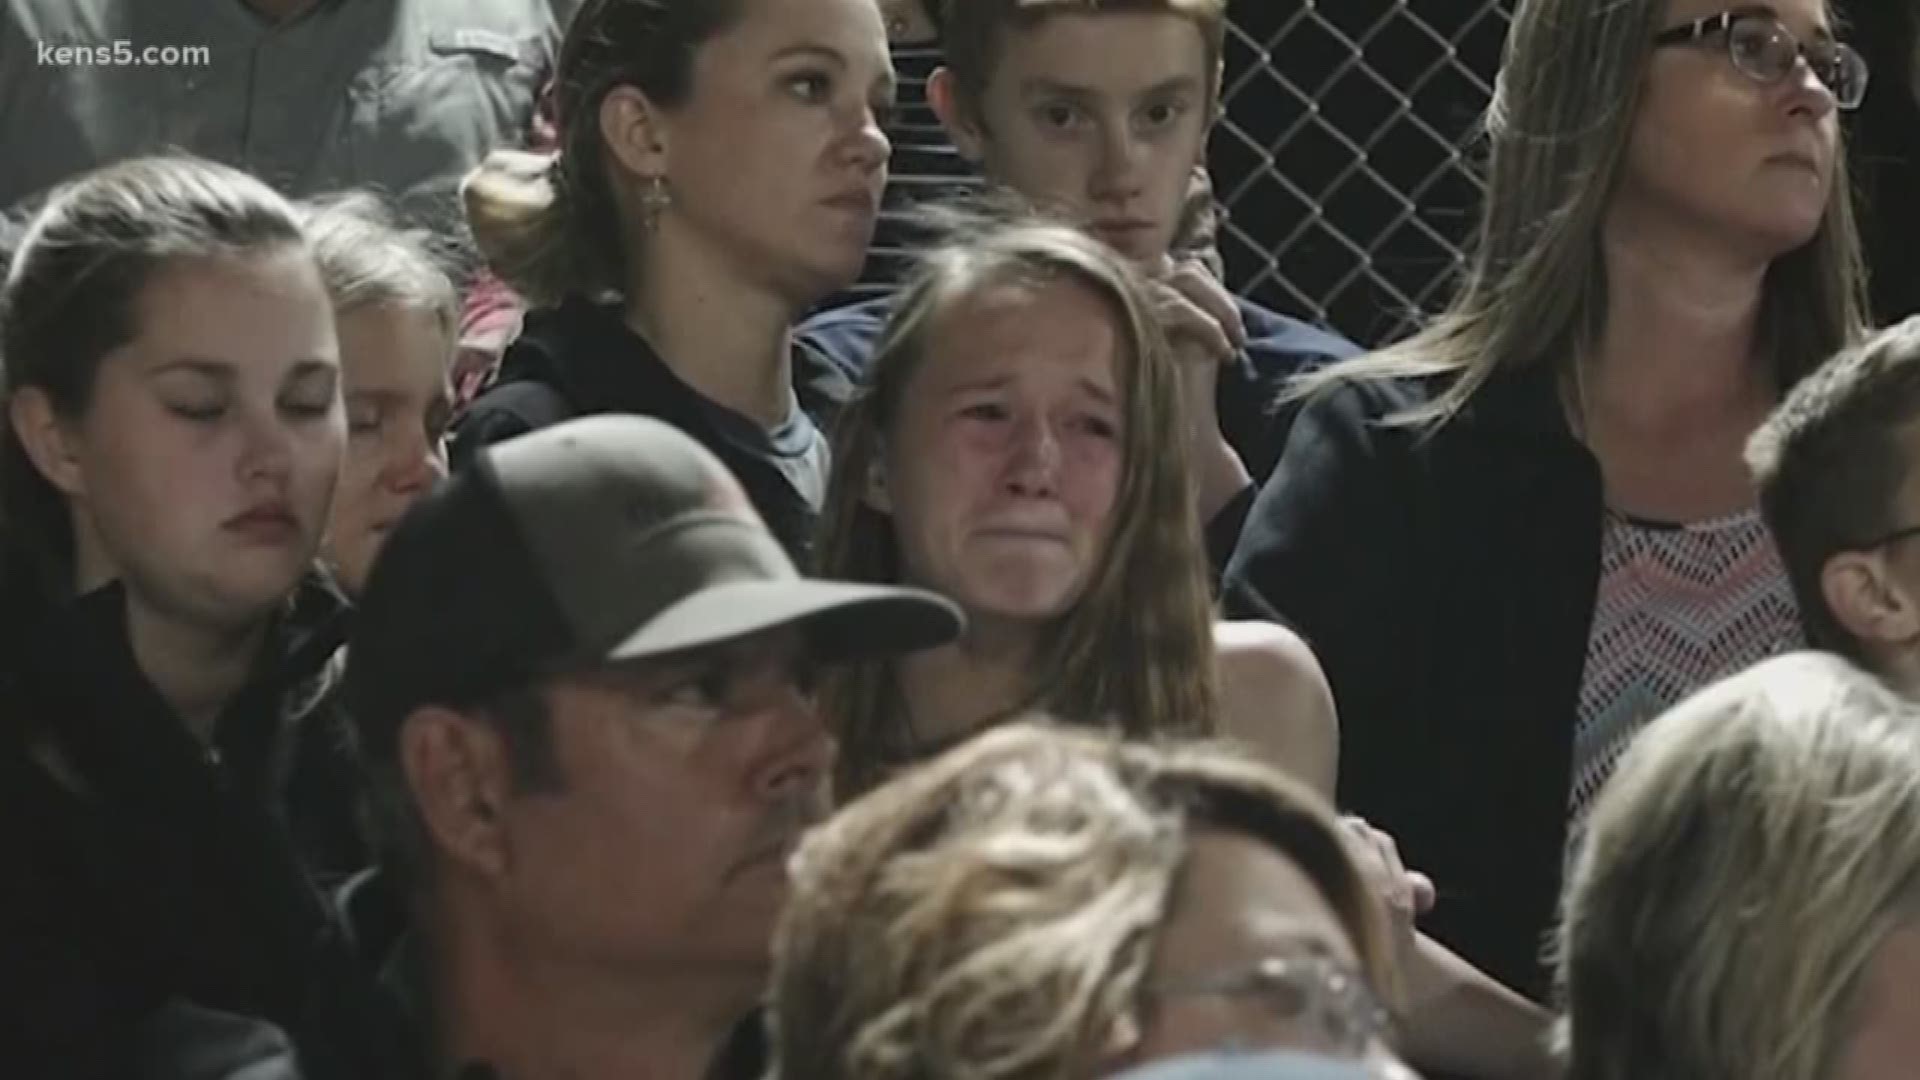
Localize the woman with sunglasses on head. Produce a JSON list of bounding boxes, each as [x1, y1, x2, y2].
[[1224, 0, 1871, 1023]]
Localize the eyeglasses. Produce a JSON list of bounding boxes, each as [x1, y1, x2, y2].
[[1145, 952, 1391, 1058], [1653, 9, 1870, 111]]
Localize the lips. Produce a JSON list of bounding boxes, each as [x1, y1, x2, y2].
[[224, 503, 299, 544], [1767, 147, 1826, 175], [1091, 219, 1155, 242], [823, 188, 880, 216], [975, 524, 1072, 545]]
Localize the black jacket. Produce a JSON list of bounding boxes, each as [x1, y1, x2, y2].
[[1221, 365, 1601, 1000], [451, 298, 855, 562], [0, 577, 387, 1077]]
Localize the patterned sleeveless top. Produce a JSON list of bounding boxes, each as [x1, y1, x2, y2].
[[1568, 508, 1803, 839]]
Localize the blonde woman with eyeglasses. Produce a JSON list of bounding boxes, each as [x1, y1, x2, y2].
[[769, 721, 1419, 1080]]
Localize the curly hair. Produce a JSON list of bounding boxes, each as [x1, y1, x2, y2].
[[770, 720, 1389, 1080]]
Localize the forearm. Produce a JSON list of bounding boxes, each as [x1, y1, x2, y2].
[[1194, 434, 1253, 528], [1399, 933, 1559, 1080]]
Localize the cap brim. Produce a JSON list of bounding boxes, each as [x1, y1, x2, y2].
[[605, 579, 964, 664]]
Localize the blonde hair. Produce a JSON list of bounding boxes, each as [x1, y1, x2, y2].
[[461, 0, 747, 306], [771, 720, 1389, 1080], [298, 191, 460, 346], [815, 209, 1217, 798], [1287, 0, 1868, 428], [1556, 652, 1920, 1080]]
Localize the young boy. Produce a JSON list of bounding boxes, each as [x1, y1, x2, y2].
[[1748, 317, 1920, 697], [800, 0, 1359, 567]]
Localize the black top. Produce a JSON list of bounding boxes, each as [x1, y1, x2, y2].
[[0, 577, 387, 1077], [337, 867, 768, 1080], [1221, 365, 1602, 1000], [452, 297, 854, 562], [796, 294, 1359, 573], [1853, 2, 1920, 322]]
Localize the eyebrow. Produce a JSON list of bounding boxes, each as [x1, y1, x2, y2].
[[285, 360, 342, 388], [1077, 379, 1118, 405], [1017, 74, 1205, 101], [943, 374, 1119, 404], [146, 358, 235, 382], [147, 357, 338, 385], [771, 42, 899, 96], [1728, 3, 1836, 42]]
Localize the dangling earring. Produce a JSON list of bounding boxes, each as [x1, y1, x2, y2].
[[638, 175, 672, 231]]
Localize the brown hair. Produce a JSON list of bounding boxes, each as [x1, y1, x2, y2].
[[771, 720, 1390, 1080], [1555, 652, 1920, 1080], [1747, 317, 1920, 657], [815, 210, 1217, 799], [937, 0, 1227, 119], [461, 0, 746, 306], [1284, 0, 1868, 428], [0, 154, 308, 602]]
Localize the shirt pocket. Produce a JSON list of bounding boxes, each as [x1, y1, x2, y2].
[[343, 28, 546, 222]]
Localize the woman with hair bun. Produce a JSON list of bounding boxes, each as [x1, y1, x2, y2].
[[456, 0, 897, 559]]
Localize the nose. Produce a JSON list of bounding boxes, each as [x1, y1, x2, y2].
[[752, 681, 836, 804], [384, 427, 448, 497], [843, 103, 891, 174], [1783, 53, 1839, 120], [238, 409, 294, 485], [1090, 119, 1147, 205], [1003, 414, 1061, 498]]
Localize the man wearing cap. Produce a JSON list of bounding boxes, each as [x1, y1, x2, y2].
[[340, 414, 963, 1080]]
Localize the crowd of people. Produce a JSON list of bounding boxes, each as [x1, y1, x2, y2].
[[1, 0, 1917, 1078]]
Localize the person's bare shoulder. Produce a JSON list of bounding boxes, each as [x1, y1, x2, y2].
[[1213, 620, 1339, 798]]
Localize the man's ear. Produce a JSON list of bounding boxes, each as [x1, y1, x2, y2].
[[928, 66, 987, 163], [599, 84, 672, 183], [1823, 550, 1920, 649], [399, 705, 518, 880], [9, 387, 87, 497]]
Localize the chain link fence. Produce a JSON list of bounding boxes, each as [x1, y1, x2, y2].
[[1213, 1, 1510, 347], [856, 2, 1513, 348]]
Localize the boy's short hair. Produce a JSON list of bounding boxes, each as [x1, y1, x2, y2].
[[1747, 316, 1920, 657], [938, 0, 1228, 115]]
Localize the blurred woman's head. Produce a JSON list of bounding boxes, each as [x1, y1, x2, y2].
[[815, 213, 1216, 796], [463, 0, 895, 312], [772, 721, 1405, 1079], [1558, 652, 1920, 1080], [2, 154, 342, 629], [299, 192, 456, 596]]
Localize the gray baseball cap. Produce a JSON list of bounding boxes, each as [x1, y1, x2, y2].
[[346, 415, 963, 749]]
